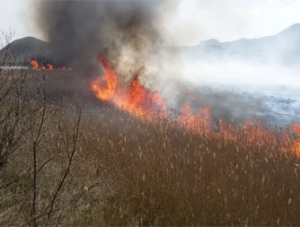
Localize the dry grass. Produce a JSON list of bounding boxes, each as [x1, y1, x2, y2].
[[81, 112, 300, 226], [0, 68, 300, 226]]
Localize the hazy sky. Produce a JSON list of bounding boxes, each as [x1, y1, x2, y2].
[[0, 0, 300, 45]]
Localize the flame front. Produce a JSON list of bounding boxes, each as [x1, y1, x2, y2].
[[90, 54, 300, 156], [91, 54, 167, 119]]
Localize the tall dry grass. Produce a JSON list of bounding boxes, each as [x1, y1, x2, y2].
[[79, 111, 300, 226]]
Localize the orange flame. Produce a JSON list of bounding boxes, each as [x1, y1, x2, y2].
[[91, 55, 118, 101], [179, 104, 212, 136], [30, 60, 70, 71], [292, 124, 300, 156], [47, 63, 54, 70], [90, 54, 300, 156], [91, 54, 167, 119], [30, 60, 39, 69]]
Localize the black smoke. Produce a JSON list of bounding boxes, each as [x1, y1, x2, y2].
[[33, 0, 163, 78]]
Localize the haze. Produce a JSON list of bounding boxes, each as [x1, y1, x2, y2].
[[0, 0, 299, 44]]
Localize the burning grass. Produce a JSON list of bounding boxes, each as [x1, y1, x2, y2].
[[1, 67, 300, 226], [90, 53, 300, 156], [30, 59, 71, 71]]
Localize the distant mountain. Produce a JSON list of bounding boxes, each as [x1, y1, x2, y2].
[[1, 23, 300, 66], [186, 23, 300, 64], [0, 37, 50, 65]]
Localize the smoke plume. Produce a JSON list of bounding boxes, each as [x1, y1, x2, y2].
[[33, 0, 166, 78]]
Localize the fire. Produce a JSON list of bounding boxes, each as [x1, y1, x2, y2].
[[91, 54, 167, 119], [90, 54, 300, 156], [124, 76, 167, 117], [30, 60, 39, 69], [30, 60, 70, 70], [91, 55, 117, 101], [90, 54, 222, 133], [47, 63, 54, 70], [179, 104, 212, 136]]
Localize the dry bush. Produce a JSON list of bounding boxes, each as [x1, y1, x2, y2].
[[0, 67, 95, 225]]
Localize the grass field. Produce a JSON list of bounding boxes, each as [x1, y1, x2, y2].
[[0, 68, 300, 226]]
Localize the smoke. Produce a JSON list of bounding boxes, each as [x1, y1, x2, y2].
[[32, 0, 171, 78], [141, 44, 300, 125], [31, 0, 300, 125]]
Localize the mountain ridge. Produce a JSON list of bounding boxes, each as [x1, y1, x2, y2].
[[191, 23, 300, 64], [1, 23, 300, 66]]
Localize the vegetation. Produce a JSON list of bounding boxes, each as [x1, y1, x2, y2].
[[0, 38, 300, 226]]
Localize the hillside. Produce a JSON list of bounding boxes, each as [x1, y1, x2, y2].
[[0, 36, 50, 65]]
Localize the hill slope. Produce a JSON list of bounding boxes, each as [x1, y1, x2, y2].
[[0, 37, 50, 65]]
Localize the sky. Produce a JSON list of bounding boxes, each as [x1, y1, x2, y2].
[[0, 0, 300, 45]]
